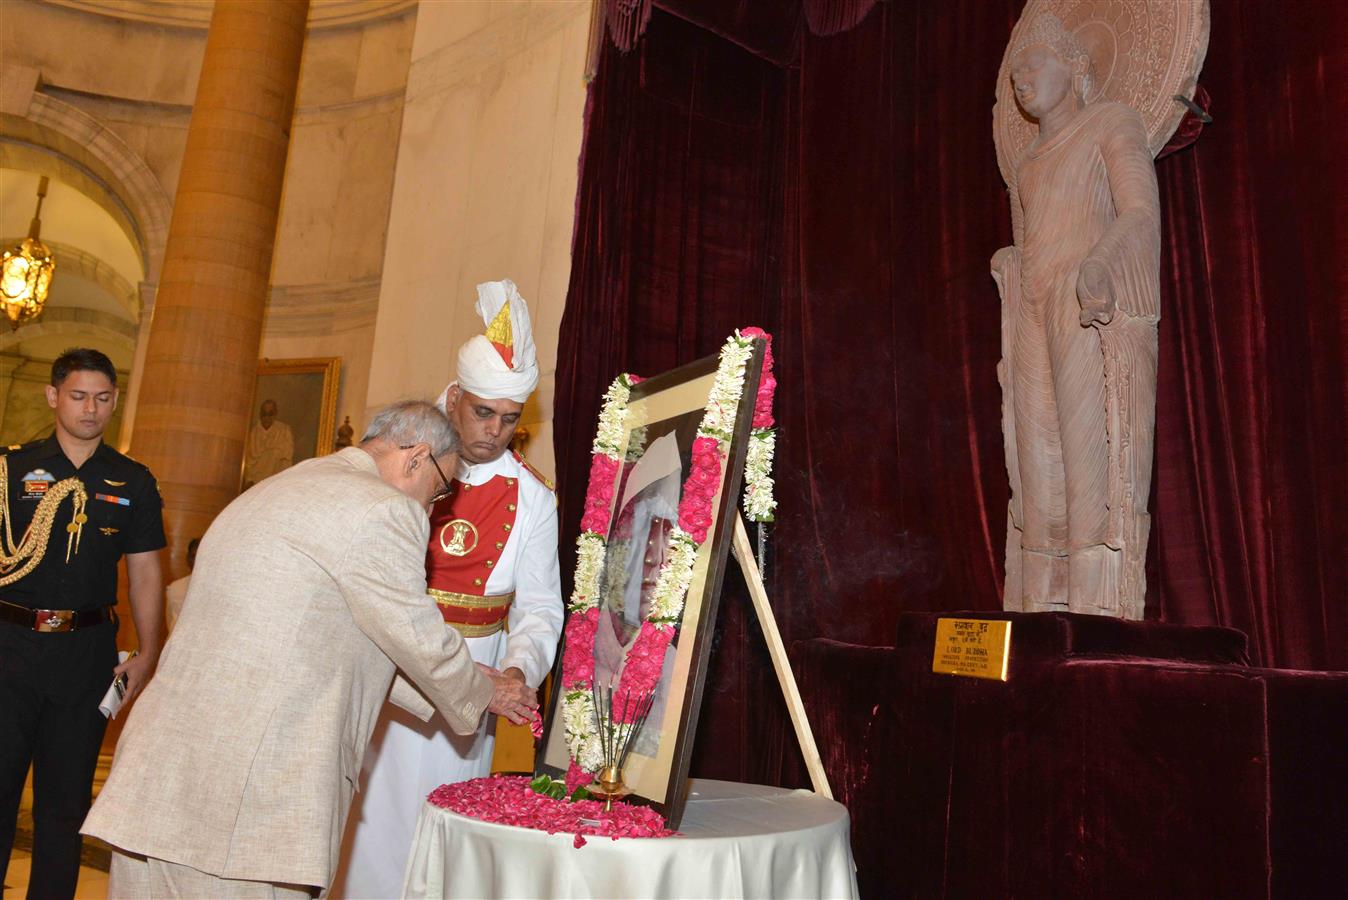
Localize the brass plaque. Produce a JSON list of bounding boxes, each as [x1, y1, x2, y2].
[[932, 618, 1012, 681]]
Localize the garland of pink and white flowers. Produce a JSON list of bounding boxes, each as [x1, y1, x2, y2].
[[560, 329, 776, 785]]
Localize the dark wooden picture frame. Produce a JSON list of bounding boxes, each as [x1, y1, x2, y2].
[[535, 340, 765, 829]]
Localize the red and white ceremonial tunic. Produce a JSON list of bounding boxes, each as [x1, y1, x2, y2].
[[333, 451, 562, 898]]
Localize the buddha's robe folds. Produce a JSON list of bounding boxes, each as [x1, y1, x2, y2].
[[994, 101, 1160, 619]]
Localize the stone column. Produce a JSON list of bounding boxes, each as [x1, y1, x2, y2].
[[129, 0, 310, 578]]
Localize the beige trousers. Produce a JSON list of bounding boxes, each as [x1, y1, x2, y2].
[[109, 850, 317, 898]]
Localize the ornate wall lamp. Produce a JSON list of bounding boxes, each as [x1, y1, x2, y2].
[[2, 176, 56, 330]]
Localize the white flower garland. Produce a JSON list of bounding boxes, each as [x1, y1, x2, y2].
[[646, 529, 700, 623], [563, 689, 604, 773], [742, 428, 777, 523], [569, 532, 608, 614], [592, 376, 633, 457]]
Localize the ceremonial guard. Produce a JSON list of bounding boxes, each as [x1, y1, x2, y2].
[[334, 281, 563, 898], [1, 348, 165, 898]]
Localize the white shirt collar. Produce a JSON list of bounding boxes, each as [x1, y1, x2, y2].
[[455, 450, 514, 485]]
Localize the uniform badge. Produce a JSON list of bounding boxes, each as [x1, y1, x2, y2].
[[95, 493, 131, 506], [103, 479, 127, 486], [21, 469, 55, 499], [100, 527, 119, 536], [439, 519, 480, 556]]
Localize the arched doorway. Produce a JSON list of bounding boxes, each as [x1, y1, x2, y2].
[[1, 85, 173, 449]]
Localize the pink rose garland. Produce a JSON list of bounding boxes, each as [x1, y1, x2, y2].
[[579, 454, 621, 536], [739, 326, 776, 428], [560, 606, 599, 688], [613, 623, 674, 722], [676, 436, 722, 544]]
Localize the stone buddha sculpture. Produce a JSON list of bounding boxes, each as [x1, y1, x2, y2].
[[992, 14, 1161, 619]]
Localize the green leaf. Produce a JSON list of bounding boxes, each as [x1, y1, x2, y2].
[[546, 782, 566, 800], [569, 786, 594, 802], [529, 775, 554, 795]]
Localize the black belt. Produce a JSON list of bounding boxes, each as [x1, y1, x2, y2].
[[0, 600, 115, 633]]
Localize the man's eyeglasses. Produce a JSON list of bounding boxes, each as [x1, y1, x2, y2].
[[402, 445, 453, 503]]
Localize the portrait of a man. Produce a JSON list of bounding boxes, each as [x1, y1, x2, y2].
[[241, 399, 294, 489]]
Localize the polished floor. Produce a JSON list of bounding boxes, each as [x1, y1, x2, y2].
[[4, 758, 113, 899]]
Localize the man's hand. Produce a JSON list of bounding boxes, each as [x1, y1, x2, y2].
[[477, 663, 538, 725], [113, 649, 158, 704]]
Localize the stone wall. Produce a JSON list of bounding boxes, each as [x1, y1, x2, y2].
[[364, 0, 592, 480], [0, 0, 419, 451]]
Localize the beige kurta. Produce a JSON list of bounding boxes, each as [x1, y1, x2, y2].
[[82, 448, 494, 891]]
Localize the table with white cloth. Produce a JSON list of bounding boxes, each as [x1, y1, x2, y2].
[[402, 778, 859, 899]]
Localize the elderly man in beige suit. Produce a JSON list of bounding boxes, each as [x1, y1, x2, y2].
[[83, 400, 537, 898]]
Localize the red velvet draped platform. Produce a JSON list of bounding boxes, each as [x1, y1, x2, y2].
[[793, 615, 1348, 898], [554, 1, 1348, 896]]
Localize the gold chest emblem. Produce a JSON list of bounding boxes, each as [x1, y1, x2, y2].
[[439, 519, 480, 557]]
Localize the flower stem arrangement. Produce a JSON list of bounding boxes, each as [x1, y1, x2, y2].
[[588, 685, 657, 811], [559, 328, 777, 794]]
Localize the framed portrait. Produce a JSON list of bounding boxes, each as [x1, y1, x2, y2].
[[241, 357, 341, 490], [536, 340, 766, 829]]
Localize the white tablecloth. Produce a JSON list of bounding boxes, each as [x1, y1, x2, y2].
[[402, 779, 859, 899]]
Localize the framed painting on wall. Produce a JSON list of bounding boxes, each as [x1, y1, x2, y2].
[[241, 357, 341, 490]]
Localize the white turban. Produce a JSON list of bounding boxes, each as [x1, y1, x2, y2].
[[442, 279, 539, 405]]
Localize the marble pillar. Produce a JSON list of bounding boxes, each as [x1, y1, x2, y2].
[[129, 0, 309, 578]]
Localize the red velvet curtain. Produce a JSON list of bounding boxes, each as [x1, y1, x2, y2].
[[1149, 0, 1348, 672], [555, 0, 1348, 784]]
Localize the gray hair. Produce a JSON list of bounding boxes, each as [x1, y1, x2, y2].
[[361, 400, 459, 457]]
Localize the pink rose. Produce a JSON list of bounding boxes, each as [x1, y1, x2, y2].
[[691, 438, 721, 466], [564, 760, 593, 793]]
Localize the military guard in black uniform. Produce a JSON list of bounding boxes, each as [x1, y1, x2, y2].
[[1, 348, 165, 899]]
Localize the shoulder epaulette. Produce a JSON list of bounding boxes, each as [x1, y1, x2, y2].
[[512, 449, 554, 491]]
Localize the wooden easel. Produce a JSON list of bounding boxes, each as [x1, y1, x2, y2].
[[730, 515, 833, 799]]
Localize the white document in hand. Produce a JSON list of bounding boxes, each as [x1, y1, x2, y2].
[[99, 650, 132, 719]]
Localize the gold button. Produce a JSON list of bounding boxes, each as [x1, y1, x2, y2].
[[506, 479, 515, 486], [463, 484, 472, 491], [474, 578, 483, 586], [507, 503, 517, 511], [503, 524, 511, 532], [485, 560, 494, 568], [495, 541, 504, 549]]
